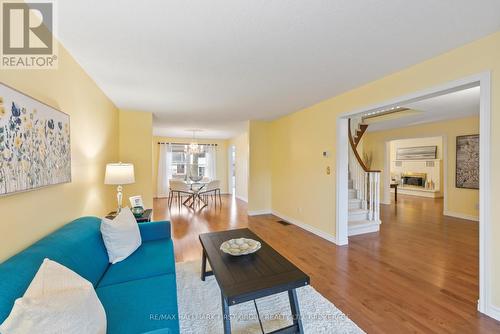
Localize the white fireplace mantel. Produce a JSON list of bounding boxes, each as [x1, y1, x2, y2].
[[390, 159, 443, 198]]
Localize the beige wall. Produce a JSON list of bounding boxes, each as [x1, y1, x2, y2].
[[365, 117, 479, 218], [0, 45, 119, 261], [250, 31, 500, 305], [152, 137, 229, 196], [118, 110, 153, 209], [228, 132, 249, 201]]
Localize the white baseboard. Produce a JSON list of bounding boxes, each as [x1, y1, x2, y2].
[[247, 210, 272, 216], [443, 210, 479, 222], [272, 210, 344, 245], [483, 303, 500, 321], [235, 195, 248, 203]]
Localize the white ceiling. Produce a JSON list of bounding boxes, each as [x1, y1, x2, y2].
[[57, 1, 500, 139], [366, 86, 480, 132]]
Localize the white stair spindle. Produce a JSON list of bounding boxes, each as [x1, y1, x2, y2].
[[368, 173, 373, 220], [362, 172, 367, 209]]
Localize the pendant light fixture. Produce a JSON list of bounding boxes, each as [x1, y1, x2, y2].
[[185, 130, 204, 155]]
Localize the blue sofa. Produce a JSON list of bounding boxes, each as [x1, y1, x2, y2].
[[0, 217, 180, 334]]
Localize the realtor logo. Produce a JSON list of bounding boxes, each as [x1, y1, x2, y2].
[[1, 0, 57, 69]]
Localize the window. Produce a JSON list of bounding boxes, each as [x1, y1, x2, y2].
[[169, 144, 208, 180]]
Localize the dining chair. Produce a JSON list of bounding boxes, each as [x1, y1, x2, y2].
[[199, 180, 222, 206], [168, 179, 193, 208]]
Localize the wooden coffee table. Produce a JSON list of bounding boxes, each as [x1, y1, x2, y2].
[[199, 228, 310, 334]]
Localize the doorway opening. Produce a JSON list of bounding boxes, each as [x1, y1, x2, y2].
[[335, 72, 492, 318]]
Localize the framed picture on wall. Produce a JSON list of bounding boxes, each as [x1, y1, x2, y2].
[[396, 145, 437, 160], [456, 134, 479, 189], [0, 83, 71, 196]]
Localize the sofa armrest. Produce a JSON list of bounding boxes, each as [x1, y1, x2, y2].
[[139, 221, 171, 242]]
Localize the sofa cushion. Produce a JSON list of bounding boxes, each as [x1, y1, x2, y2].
[[101, 208, 142, 264], [96, 274, 179, 334], [0, 217, 109, 323], [0, 259, 106, 334], [98, 239, 176, 287]]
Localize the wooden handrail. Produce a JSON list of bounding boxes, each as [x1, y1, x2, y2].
[[348, 118, 381, 173]]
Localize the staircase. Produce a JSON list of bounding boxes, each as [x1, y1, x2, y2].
[[347, 118, 382, 236], [348, 171, 380, 236]]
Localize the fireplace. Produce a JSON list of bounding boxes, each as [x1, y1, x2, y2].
[[402, 172, 426, 187]]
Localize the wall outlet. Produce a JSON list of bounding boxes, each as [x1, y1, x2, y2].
[[297, 207, 302, 213]]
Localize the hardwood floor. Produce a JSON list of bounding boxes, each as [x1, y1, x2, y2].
[[153, 194, 500, 333]]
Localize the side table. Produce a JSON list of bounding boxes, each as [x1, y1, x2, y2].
[[106, 209, 153, 223]]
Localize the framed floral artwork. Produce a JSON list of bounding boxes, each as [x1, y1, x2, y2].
[[0, 83, 71, 196]]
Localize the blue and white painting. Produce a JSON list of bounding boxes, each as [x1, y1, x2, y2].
[[0, 83, 70, 196]]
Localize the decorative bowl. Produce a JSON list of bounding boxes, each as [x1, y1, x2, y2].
[[220, 238, 261, 256], [131, 206, 144, 218]]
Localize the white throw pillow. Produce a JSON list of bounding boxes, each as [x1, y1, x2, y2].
[[0, 258, 106, 334], [100, 207, 142, 264]]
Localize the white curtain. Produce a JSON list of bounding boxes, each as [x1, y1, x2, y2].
[[157, 144, 173, 198], [205, 146, 217, 180]]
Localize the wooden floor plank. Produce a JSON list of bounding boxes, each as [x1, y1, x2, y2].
[[153, 194, 500, 333]]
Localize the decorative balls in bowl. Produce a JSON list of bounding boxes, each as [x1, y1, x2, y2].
[[220, 238, 261, 256]]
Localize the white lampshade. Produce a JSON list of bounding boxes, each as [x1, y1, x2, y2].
[[104, 163, 135, 185]]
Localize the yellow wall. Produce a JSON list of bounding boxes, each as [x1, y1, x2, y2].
[[248, 121, 272, 213], [0, 45, 119, 261], [259, 31, 500, 304], [152, 137, 229, 196], [118, 110, 153, 209], [228, 131, 249, 201], [270, 109, 336, 234], [364, 117, 479, 218]]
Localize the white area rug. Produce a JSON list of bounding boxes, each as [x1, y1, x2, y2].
[[176, 261, 364, 334]]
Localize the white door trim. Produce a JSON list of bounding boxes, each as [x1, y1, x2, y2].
[[478, 72, 491, 317], [228, 145, 235, 195], [335, 71, 493, 319], [335, 117, 349, 245]]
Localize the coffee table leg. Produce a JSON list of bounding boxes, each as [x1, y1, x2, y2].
[[201, 249, 207, 281], [221, 293, 231, 334], [288, 289, 303, 333]]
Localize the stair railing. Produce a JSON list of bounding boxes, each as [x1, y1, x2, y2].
[[348, 118, 381, 222]]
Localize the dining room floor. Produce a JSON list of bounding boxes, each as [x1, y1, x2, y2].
[[153, 194, 500, 333]]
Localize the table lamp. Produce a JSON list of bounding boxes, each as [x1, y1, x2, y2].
[[105, 162, 135, 213]]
